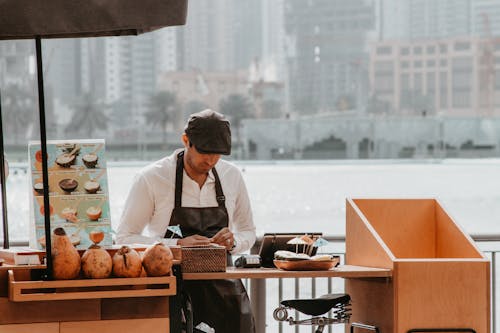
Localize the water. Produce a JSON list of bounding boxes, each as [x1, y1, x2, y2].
[[4, 159, 500, 240]]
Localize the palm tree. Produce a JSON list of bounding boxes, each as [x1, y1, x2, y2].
[[144, 91, 178, 144], [65, 93, 109, 138], [1, 84, 36, 144], [219, 94, 254, 144]]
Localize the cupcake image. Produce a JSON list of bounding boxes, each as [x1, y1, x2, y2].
[[59, 178, 79, 193], [86, 206, 102, 221], [84, 180, 100, 194], [82, 153, 98, 168]]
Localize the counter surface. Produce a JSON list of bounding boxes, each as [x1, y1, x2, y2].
[[182, 264, 392, 280]]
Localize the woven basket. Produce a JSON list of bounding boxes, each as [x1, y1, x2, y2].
[[181, 245, 227, 273]]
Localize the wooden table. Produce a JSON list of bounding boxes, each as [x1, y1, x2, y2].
[[182, 264, 392, 280], [172, 265, 392, 333]]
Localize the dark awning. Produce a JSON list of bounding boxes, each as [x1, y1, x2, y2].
[[0, 0, 188, 40]]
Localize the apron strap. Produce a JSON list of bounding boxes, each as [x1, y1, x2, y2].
[[174, 150, 226, 208], [212, 167, 225, 207], [174, 151, 184, 208]]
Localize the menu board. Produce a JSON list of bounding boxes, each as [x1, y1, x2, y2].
[[28, 139, 112, 250]]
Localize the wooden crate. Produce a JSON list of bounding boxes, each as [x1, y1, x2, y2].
[[8, 270, 176, 302], [345, 198, 490, 333]]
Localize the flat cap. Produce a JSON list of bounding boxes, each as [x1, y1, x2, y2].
[[184, 109, 231, 155]]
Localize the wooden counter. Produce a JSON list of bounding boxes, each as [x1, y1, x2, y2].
[[182, 264, 392, 280], [0, 264, 174, 333]]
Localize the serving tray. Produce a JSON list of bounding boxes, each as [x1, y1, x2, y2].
[[273, 256, 340, 271]]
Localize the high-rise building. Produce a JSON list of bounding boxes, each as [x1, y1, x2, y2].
[[285, 0, 375, 114], [408, 0, 471, 40], [177, 0, 233, 71], [472, 1, 500, 37]]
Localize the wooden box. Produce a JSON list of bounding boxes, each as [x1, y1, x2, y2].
[[181, 245, 226, 273], [345, 198, 490, 333]]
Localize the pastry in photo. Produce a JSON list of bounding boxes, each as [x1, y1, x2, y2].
[[59, 178, 78, 193], [84, 180, 100, 194], [33, 182, 46, 195], [55, 153, 76, 168], [86, 206, 102, 221], [82, 153, 98, 168]]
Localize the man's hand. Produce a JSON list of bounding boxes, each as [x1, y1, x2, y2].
[[211, 227, 234, 251], [177, 234, 211, 247]]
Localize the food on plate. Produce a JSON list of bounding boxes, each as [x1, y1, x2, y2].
[[61, 207, 78, 223], [112, 245, 143, 278], [142, 242, 174, 276], [310, 254, 333, 261], [82, 153, 98, 168], [84, 180, 100, 194], [52, 227, 81, 280], [59, 178, 78, 192], [86, 206, 102, 221], [81, 244, 112, 279], [274, 250, 310, 261]]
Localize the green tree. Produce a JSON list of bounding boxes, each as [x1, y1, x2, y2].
[[1, 84, 36, 144], [219, 94, 254, 144], [65, 93, 109, 138], [145, 91, 179, 144]]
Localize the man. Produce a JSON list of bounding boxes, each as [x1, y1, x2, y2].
[[117, 109, 256, 332]]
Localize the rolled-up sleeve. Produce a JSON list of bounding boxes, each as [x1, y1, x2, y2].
[[230, 174, 256, 254]]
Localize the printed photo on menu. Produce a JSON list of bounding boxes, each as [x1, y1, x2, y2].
[[28, 139, 112, 249]]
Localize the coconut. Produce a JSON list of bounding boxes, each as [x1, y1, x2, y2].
[[142, 242, 173, 277], [81, 244, 112, 279], [52, 227, 81, 280], [112, 246, 143, 278]]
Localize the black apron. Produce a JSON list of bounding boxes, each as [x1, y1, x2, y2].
[[165, 151, 255, 333]]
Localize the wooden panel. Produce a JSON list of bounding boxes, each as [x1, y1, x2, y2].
[[0, 297, 100, 324], [0, 322, 59, 333], [101, 297, 169, 319], [346, 199, 394, 268], [345, 278, 394, 333], [9, 270, 176, 302], [435, 202, 484, 258], [352, 199, 437, 258], [395, 260, 490, 333], [60, 318, 169, 333]]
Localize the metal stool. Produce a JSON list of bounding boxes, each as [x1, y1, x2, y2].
[[273, 293, 351, 333]]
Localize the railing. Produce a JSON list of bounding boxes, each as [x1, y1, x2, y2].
[[248, 235, 500, 333]]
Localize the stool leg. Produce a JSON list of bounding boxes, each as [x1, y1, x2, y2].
[[315, 325, 325, 333], [350, 322, 380, 333]]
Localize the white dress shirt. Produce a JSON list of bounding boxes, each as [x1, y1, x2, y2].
[[116, 149, 256, 254]]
